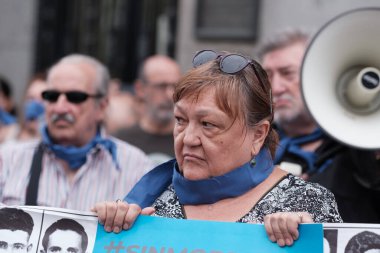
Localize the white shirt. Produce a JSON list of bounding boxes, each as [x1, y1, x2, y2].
[[0, 137, 153, 211]]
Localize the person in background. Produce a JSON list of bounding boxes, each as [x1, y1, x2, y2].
[[17, 73, 47, 141], [93, 49, 342, 247], [0, 76, 17, 117], [256, 28, 340, 180], [108, 78, 123, 97], [258, 28, 380, 223], [116, 55, 181, 165], [104, 78, 138, 135], [0, 113, 18, 144], [0, 76, 19, 144], [0, 54, 152, 211]]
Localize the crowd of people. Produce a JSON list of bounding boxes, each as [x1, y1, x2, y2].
[[0, 27, 379, 249]]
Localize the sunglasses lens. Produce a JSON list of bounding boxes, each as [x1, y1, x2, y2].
[[42, 91, 60, 102], [220, 54, 249, 74], [66, 92, 89, 104], [193, 50, 218, 67]]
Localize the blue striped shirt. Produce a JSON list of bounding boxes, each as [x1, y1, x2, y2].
[[0, 137, 153, 211]]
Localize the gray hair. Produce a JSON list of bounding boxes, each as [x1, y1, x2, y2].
[[48, 54, 110, 95], [256, 28, 311, 61]]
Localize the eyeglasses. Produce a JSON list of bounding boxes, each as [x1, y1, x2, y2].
[[42, 90, 104, 104], [192, 49, 269, 87], [193, 49, 260, 74], [192, 49, 273, 114]]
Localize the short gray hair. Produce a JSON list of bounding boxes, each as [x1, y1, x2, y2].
[[48, 54, 110, 95], [256, 28, 311, 61]]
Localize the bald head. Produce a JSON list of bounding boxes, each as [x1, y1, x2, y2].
[[139, 55, 181, 85], [48, 54, 110, 96]]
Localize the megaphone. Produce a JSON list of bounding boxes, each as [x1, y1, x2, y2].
[[301, 7, 380, 150]]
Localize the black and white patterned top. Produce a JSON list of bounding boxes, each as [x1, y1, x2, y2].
[[152, 173, 343, 223]]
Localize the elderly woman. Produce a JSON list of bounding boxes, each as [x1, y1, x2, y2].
[[93, 50, 342, 247]]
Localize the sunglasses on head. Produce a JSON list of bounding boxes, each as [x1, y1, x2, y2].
[[192, 49, 273, 114], [42, 90, 104, 104], [193, 49, 261, 74]]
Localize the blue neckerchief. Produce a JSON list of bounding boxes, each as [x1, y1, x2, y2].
[[125, 159, 175, 208], [24, 100, 45, 121], [125, 148, 274, 207], [0, 108, 16, 125], [274, 128, 324, 174], [173, 148, 274, 205], [41, 125, 118, 170]]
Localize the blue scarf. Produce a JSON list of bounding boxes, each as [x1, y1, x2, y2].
[[274, 128, 324, 174], [173, 148, 274, 205], [125, 148, 274, 207], [41, 126, 118, 170], [24, 100, 45, 121], [0, 108, 16, 125]]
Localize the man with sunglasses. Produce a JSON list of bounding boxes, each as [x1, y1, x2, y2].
[[116, 55, 181, 166], [0, 54, 152, 211]]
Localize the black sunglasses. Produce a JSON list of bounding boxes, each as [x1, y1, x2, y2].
[[42, 90, 104, 104], [193, 49, 260, 74], [192, 49, 273, 114]]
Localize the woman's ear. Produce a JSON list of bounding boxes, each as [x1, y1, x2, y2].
[[251, 120, 270, 155]]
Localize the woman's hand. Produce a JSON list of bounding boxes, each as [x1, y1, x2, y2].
[[264, 212, 313, 247], [92, 200, 155, 233]]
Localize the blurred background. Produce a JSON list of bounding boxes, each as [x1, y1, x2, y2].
[[1, 0, 380, 107]]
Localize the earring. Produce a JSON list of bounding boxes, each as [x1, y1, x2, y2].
[[250, 156, 256, 167]]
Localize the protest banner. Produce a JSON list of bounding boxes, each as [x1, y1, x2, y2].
[[94, 215, 322, 253], [1, 205, 379, 253]]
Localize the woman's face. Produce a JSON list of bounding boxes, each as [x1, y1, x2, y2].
[[174, 87, 264, 180]]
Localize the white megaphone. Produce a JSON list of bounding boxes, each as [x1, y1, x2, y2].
[[301, 7, 380, 150]]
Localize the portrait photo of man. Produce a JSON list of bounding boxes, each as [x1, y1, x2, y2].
[[0, 207, 35, 253], [40, 218, 88, 253]]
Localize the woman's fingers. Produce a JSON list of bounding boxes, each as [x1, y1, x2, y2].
[[92, 202, 106, 225], [112, 201, 130, 233], [103, 201, 118, 232], [121, 206, 155, 231], [265, 213, 287, 247], [123, 204, 142, 230], [264, 214, 277, 243], [279, 213, 301, 246], [92, 201, 146, 233], [264, 212, 313, 247]]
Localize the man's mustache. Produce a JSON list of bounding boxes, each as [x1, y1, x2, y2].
[[49, 113, 75, 124]]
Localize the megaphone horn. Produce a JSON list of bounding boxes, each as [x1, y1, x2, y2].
[[301, 7, 380, 150]]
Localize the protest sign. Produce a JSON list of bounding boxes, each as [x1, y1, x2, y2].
[[6, 205, 380, 253], [94, 215, 322, 253]]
